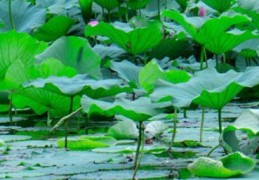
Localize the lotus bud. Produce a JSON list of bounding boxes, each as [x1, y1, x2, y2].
[[198, 7, 206, 17]]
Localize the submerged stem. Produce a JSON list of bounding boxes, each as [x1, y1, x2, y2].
[[200, 107, 205, 142]]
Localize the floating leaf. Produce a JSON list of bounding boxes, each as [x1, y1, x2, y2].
[[85, 21, 163, 54], [36, 36, 102, 79], [188, 152, 256, 178], [107, 119, 139, 140], [32, 16, 75, 42], [57, 136, 116, 150], [0, 0, 45, 32]]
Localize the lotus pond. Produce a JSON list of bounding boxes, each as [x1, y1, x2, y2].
[[0, 0, 259, 179]]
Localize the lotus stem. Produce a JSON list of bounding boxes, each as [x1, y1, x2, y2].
[[157, 0, 161, 20], [125, 5, 129, 22], [200, 107, 205, 142], [102, 7, 105, 21], [218, 108, 222, 134], [47, 111, 52, 126], [200, 46, 207, 69], [8, 93, 13, 125], [222, 53, 226, 64], [169, 108, 178, 151], [207, 144, 220, 157], [64, 96, 74, 150], [183, 109, 187, 118], [132, 121, 144, 180], [9, 0, 15, 30]]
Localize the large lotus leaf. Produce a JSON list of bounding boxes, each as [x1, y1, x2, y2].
[[5, 59, 79, 116], [110, 60, 141, 88], [162, 10, 258, 54], [32, 16, 75, 42], [126, 0, 151, 10], [139, 60, 191, 94], [0, 0, 45, 32], [188, 152, 255, 178], [36, 36, 101, 79], [204, 29, 259, 54], [233, 39, 259, 58], [202, 0, 235, 13], [85, 21, 163, 55], [94, 0, 119, 10], [79, 0, 93, 23], [24, 74, 131, 98], [151, 67, 259, 109], [150, 35, 193, 60], [0, 31, 47, 89], [237, 0, 259, 12], [234, 7, 259, 31], [81, 96, 165, 121], [36, 0, 78, 15]]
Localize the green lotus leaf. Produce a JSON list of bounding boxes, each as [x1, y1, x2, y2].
[[234, 7, 259, 31], [81, 96, 165, 121], [5, 59, 79, 116], [126, 0, 151, 10], [32, 16, 75, 42], [94, 0, 119, 10], [151, 67, 259, 109], [79, 0, 93, 23], [57, 136, 116, 150], [110, 60, 141, 89], [36, 36, 102, 79], [0, 31, 47, 89], [24, 74, 131, 98], [202, 0, 235, 13], [139, 60, 191, 94], [162, 10, 258, 54], [85, 21, 163, 55], [0, 0, 45, 32], [107, 119, 139, 140], [175, 0, 188, 11], [188, 152, 256, 178]]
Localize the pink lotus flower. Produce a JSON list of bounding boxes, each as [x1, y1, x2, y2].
[[198, 7, 206, 17], [88, 20, 99, 27]]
